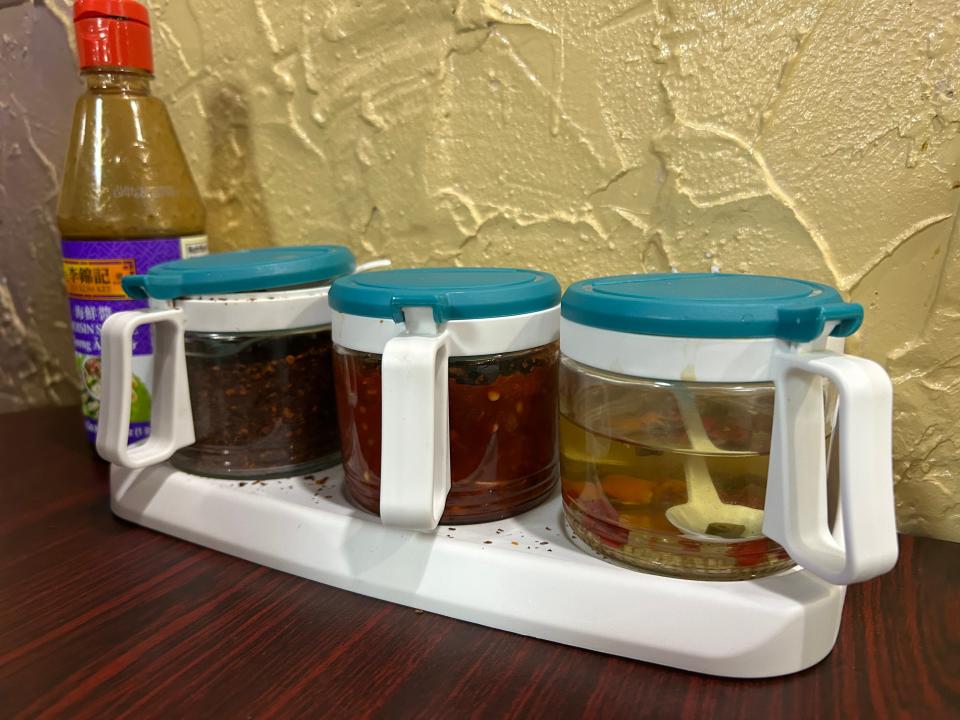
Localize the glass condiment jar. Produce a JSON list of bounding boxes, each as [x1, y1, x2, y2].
[[559, 273, 898, 584], [96, 246, 356, 479], [329, 268, 561, 528]]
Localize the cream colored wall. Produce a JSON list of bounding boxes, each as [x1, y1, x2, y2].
[[0, 0, 957, 541]]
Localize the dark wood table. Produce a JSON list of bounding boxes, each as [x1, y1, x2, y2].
[[1, 407, 956, 719]]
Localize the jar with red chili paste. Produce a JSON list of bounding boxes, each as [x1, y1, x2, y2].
[[330, 268, 561, 529], [96, 246, 356, 479]]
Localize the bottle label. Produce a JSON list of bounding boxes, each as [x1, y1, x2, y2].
[[61, 235, 209, 444]]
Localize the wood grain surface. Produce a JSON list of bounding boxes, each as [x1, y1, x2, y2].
[[1, 406, 957, 719]]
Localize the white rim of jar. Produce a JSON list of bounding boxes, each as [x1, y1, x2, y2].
[[560, 317, 846, 383], [147, 285, 334, 334], [332, 306, 560, 357]]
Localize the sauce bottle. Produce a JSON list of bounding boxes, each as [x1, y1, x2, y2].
[[58, 0, 207, 445]]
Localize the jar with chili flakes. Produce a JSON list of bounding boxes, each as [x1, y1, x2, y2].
[[329, 267, 561, 529], [96, 246, 356, 479]]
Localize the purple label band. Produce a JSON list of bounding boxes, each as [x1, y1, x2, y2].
[[62, 237, 184, 358], [69, 297, 154, 355], [64, 236, 191, 446], [84, 418, 150, 446]]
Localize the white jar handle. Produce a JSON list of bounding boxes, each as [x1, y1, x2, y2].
[[96, 308, 195, 468], [763, 350, 898, 585], [379, 307, 451, 530]]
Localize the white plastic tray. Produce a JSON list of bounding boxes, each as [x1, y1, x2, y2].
[[110, 463, 845, 678]]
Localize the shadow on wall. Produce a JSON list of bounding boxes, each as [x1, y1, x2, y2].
[[0, 0, 83, 413], [204, 84, 272, 251]]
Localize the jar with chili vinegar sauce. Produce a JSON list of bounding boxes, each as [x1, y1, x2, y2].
[[330, 268, 561, 528], [559, 273, 898, 585]]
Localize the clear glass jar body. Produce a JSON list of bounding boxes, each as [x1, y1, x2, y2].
[[559, 356, 837, 580], [171, 325, 339, 479], [334, 342, 560, 524]]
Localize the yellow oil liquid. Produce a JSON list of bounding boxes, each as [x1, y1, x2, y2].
[[560, 414, 793, 580]]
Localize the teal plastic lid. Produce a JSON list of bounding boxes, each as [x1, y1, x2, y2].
[[329, 267, 561, 323], [122, 246, 356, 300], [562, 273, 863, 342]]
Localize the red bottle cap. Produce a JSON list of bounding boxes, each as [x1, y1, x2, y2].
[[73, 0, 153, 74]]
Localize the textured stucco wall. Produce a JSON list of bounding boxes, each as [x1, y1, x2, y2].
[[0, 0, 958, 541], [0, 0, 80, 412]]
